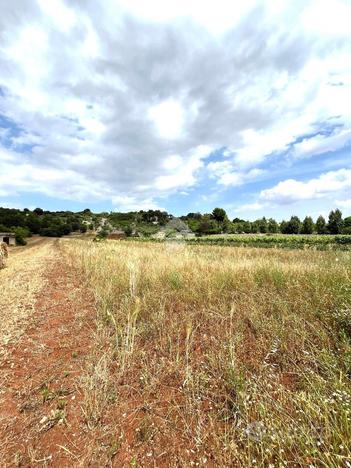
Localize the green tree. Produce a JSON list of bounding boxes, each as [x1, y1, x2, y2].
[[316, 215, 327, 234], [33, 207, 44, 216], [197, 220, 219, 235], [14, 226, 29, 245], [343, 216, 351, 234], [281, 216, 301, 234], [212, 208, 227, 224], [301, 216, 314, 234], [258, 217, 268, 233], [251, 221, 260, 233], [327, 209, 343, 234], [242, 221, 252, 233], [279, 220, 287, 233], [267, 218, 278, 233]]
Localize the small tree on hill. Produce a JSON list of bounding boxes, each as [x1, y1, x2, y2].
[[212, 208, 227, 224], [33, 207, 44, 216]]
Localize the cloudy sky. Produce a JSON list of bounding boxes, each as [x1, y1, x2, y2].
[[0, 0, 351, 220]]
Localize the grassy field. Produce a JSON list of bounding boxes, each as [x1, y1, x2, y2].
[[62, 239, 351, 466]]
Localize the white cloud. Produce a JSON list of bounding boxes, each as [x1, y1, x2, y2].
[[293, 129, 351, 158], [260, 168, 351, 204], [301, 0, 351, 36], [155, 145, 211, 190], [0, 0, 351, 210], [207, 160, 266, 186], [148, 99, 184, 140], [236, 202, 264, 212], [162, 154, 183, 170], [37, 0, 76, 32], [112, 195, 164, 212], [114, 0, 257, 35], [336, 199, 351, 209]]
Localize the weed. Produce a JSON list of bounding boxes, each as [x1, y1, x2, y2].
[[40, 384, 54, 403], [57, 399, 67, 411]]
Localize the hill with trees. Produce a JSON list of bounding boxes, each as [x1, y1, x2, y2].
[[1, 206, 351, 240]]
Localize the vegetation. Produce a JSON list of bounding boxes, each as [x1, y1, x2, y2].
[[62, 239, 351, 465], [13, 227, 30, 245], [0, 207, 89, 238], [1, 206, 351, 242], [183, 234, 351, 250]]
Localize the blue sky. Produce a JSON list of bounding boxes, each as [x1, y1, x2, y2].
[[0, 0, 351, 221]]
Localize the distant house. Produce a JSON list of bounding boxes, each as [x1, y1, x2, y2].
[[0, 232, 16, 246]]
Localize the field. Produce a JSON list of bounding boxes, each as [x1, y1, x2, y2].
[[1, 238, 351, 466]]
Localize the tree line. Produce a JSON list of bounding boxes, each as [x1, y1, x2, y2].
[[0, 206, 350, 242], [0, 207, 89, 243], [181, 208, 350, 235]]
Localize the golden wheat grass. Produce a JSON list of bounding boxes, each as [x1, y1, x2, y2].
[[63, 239, 351, 466]]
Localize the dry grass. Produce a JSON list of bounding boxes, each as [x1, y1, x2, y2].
[[0, 240, 56, 352], [63, 239, 351, 466]]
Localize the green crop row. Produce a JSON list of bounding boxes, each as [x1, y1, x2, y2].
[[184, 234, 351, 250], [125, 234, 351, 250]]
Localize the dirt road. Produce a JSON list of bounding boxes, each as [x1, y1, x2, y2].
[[0, 239, 96, 466]]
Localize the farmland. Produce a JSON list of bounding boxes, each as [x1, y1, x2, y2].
[[1, 238, 351, 466], [131, 233, 351, 251]]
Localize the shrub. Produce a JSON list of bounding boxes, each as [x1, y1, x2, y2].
[[123, 225, 133, 237], [14, 227, 29, 245], [97, 229, 108, 239]]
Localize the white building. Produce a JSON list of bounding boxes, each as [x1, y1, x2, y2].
[[0, 232, 16, 246]]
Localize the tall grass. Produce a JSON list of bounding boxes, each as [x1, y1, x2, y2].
[[63, 239, 351, 466]]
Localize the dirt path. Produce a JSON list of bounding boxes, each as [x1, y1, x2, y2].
[[0, 240, 97, 466], [0, 239, 57, 351]]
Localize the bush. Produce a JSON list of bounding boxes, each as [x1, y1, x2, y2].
[[123, 225, 133, 237], [97, 229, 108, 239], [14, 227, 29, 245]]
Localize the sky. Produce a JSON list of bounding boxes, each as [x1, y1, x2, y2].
[[0, 0, 351, 221]]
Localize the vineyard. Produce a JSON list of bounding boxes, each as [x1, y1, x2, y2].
[[129, 234, 351, 250]]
